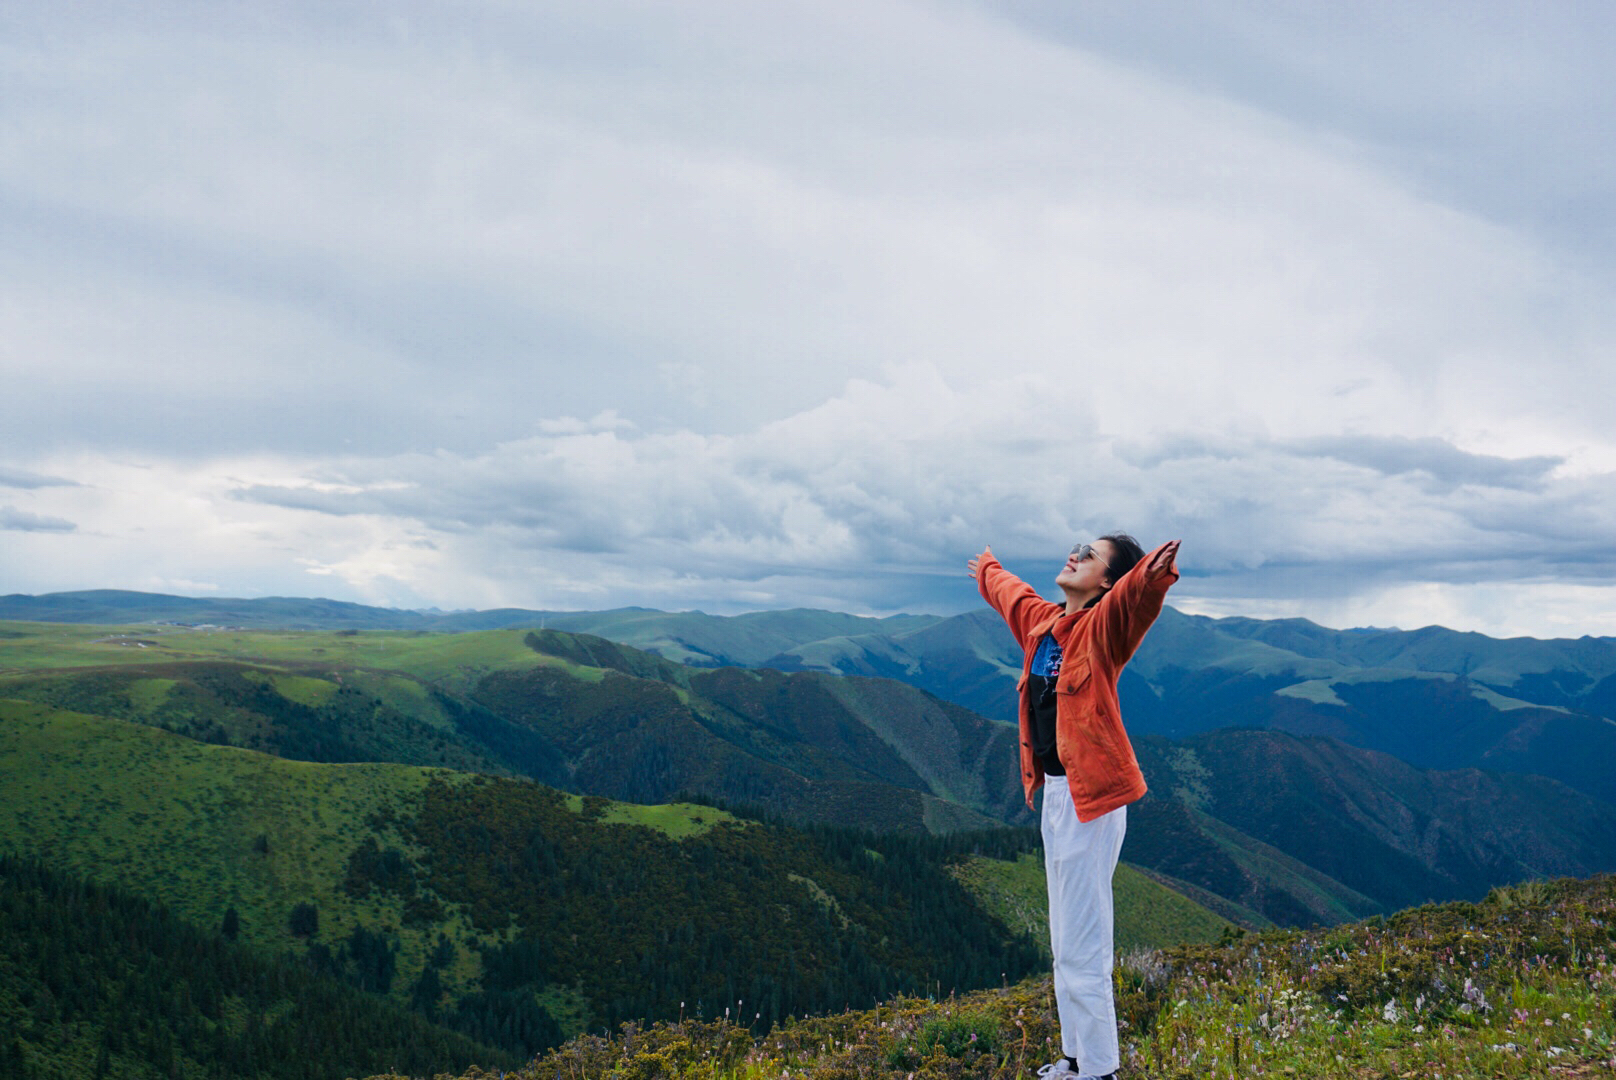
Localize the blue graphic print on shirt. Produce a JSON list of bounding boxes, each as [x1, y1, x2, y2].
[[1031, 634, 1063, 679]]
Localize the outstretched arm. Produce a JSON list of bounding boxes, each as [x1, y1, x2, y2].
[[971, 546, 1062, 648], [1096, 539, 1182, 665]]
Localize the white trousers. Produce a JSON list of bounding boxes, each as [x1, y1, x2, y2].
[[1040, 776, 1126, 1076]]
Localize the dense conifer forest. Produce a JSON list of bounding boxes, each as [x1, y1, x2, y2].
[[0, 855, 516, 1079], [356, 776, 1047, 1033]]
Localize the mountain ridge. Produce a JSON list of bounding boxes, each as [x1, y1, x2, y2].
[[6, 616, 1615, 928]]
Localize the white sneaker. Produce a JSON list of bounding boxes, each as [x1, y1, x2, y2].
[[1037, 1065, 1113, 1080]]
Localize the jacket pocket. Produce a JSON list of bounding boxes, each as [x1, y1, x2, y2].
[[1055, 659, 1092, 697]]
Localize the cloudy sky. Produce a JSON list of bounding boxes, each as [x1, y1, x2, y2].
[[4, 1, 1614, 637]]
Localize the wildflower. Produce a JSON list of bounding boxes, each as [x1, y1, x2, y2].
[[1383, 1000, 1401, 1023]]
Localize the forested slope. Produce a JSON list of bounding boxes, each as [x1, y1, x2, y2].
[[0, 855, 515, 1080], [0, 699, 1047, 1056]]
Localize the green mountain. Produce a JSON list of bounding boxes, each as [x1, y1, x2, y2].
[[7, 615, 1616, 931], [711, 605, 1616, 809], [0, 698, 1051, 1050], [1135, 728, 1616, 911], [11, 590, 1616, 809], [0, 620, 1015, 833], [0, 591, 942, 653], [948, 854, 1238, 954]]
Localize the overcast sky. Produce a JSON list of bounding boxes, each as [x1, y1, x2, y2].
[[4, 1, 1615, 638]]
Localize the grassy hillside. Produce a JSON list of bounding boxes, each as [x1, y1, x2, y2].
[[9, 616, 1614, 934], [386, 873, 1616, 1080], [4, 621, 989, 847], [0, 620, 1016, 834], [0, 620, 563, 685], [0, 698, 479, 980], [0, 701, 1058, 1049]]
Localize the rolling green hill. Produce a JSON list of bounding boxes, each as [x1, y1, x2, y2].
[[0, 700, 1057, 1052], [10, 592, 1616, 810], [15, 599, 1615, 1076], [0, 621, 1015, 834], [8, 615, 1616, 932]]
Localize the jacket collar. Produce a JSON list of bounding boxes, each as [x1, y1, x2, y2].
[[1032, 605, 1086, 641]]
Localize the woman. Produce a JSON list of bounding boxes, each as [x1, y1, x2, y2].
[[968, 534, 1181, 1080]]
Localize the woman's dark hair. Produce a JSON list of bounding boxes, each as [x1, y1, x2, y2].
[[1086, 532, 1147, 607]]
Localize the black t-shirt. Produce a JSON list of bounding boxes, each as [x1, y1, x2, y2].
[[1027, 633, 1065, 776]]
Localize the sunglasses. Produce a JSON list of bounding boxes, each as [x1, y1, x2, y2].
[[1069, 543, 1112, 571]]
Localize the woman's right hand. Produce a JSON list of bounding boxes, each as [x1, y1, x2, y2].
[[966, 545, 992, 579]]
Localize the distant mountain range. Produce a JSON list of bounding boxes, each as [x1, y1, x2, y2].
[[5, 606, 1615, 930], [7, 588, 1615, 807]]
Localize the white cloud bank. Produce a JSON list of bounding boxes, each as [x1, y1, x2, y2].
[[10, 365, 1615, 637], [1, 1, 1614, 637]]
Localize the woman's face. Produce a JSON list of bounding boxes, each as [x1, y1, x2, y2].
[[1055, 539, 1116, 594]]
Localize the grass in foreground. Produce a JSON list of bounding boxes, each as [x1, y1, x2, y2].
[[365, 874, 1616, 1080]]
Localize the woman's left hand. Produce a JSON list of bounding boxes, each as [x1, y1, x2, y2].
[[1145, 539, 1182, 578]]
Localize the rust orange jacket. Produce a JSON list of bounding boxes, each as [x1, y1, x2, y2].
[[976, 540, 1180, 821]]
